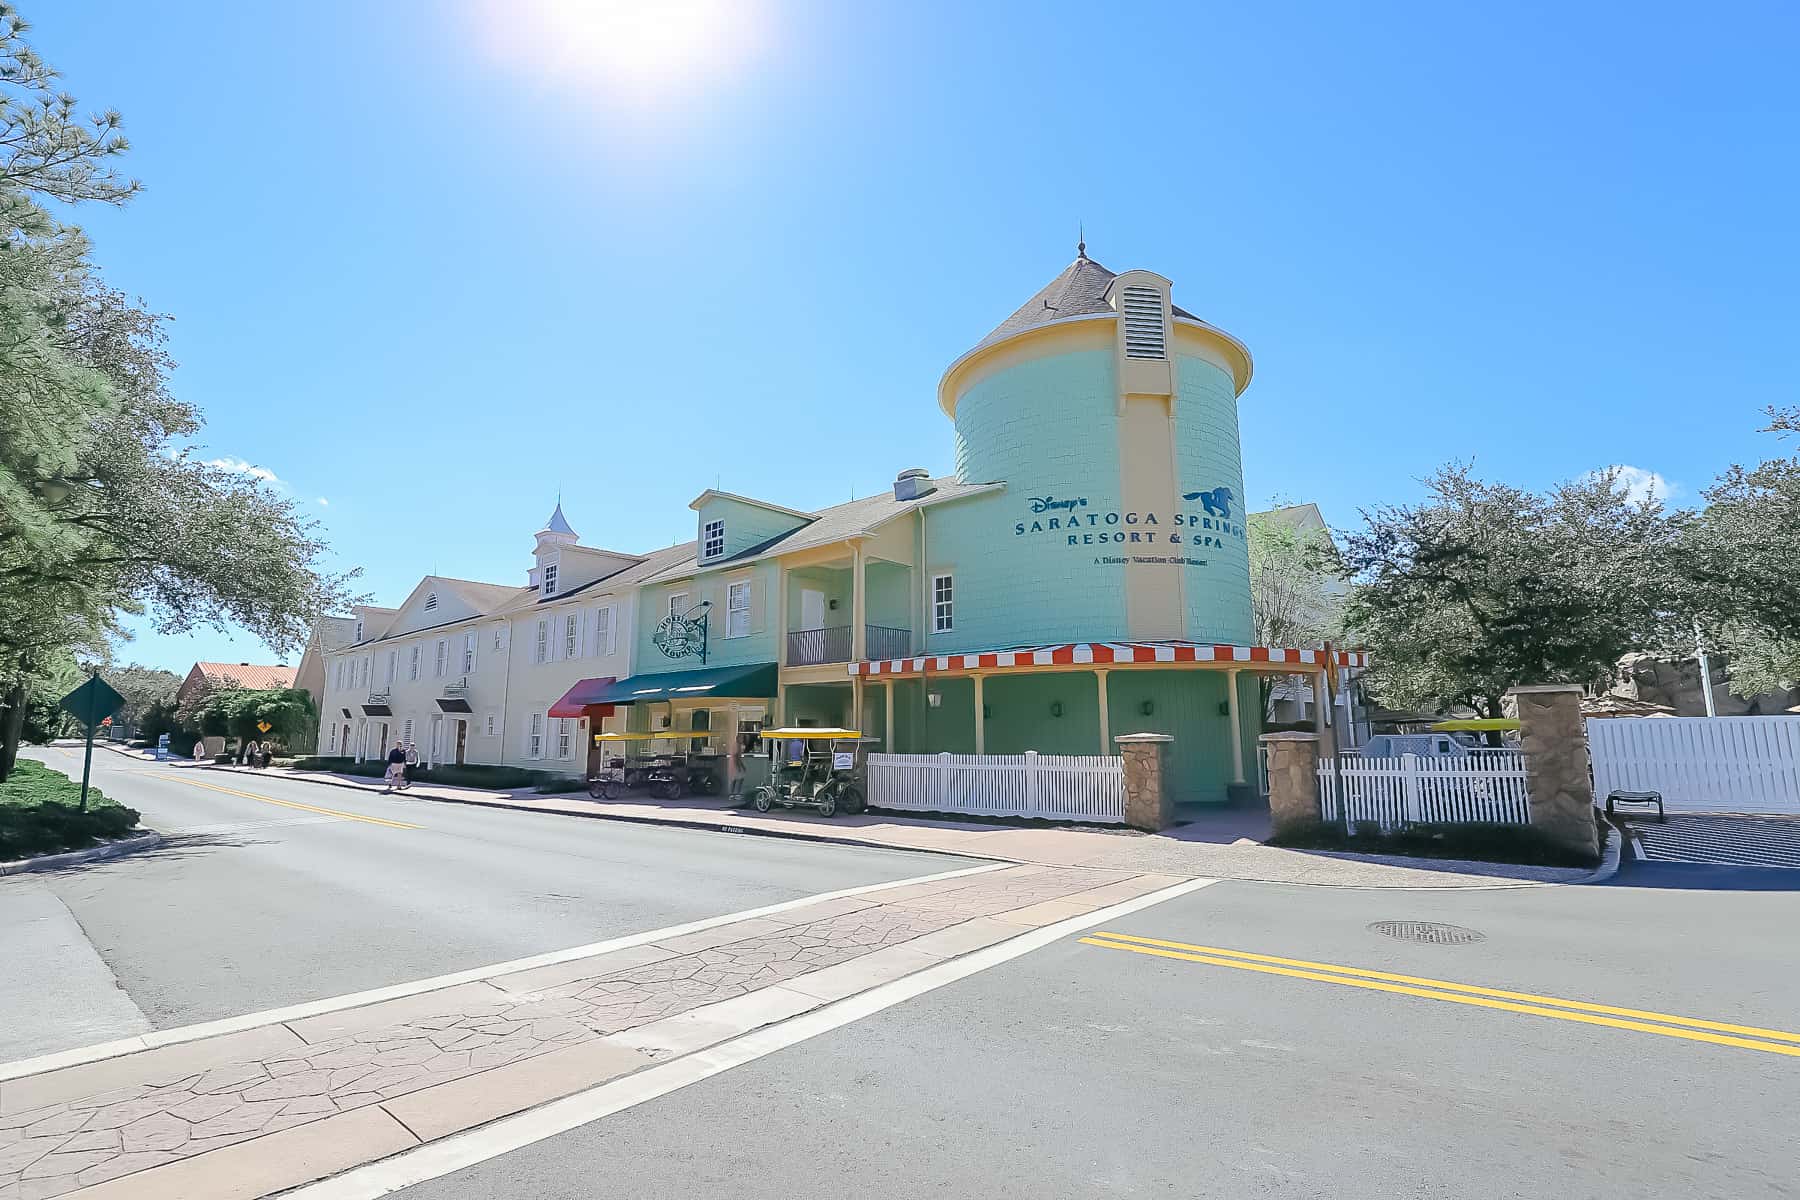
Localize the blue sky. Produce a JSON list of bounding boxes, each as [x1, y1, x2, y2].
[[36, 1, 1799, 673]]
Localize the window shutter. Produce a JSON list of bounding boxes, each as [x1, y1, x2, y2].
[[1121, 285, 1166, 360]]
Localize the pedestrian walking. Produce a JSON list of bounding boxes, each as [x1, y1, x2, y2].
[[382, 741, 407, 792], [402, 741, 419, 789]]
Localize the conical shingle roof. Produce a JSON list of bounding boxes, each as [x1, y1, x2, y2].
[[540, 502, 576, 538], [975, 252, 1195, 351]]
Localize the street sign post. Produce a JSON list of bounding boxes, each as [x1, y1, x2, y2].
[[58, 674, 126, 812]]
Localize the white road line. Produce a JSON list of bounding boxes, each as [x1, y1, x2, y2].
[[287, 876, 1219, 1200], [0, 861, 1010, 1083]]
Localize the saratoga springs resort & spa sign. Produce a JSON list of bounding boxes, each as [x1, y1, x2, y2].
[[1016, 489, 1245, 567]]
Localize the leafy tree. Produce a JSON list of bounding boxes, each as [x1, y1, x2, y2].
[[0, 8, 356, 779], [1341, 464, 1673, 721], [1674, 406, 1800, 699], [102, 663, 180, 731], [1247, 509, 1344, 722]]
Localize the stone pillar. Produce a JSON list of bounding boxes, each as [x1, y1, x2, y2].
[[1260, 731, 1322, 836], [1508, 684, 1599, 860], [1114, 732, 1174, 831]]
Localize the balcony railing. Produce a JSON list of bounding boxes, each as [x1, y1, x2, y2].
[[787, 624, 913, 667]]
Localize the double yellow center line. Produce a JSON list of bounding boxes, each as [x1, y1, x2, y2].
[[173, 775, 423, 830], [1080, 932, 1800, 1059]]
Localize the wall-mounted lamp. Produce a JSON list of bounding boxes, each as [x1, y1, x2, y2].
[[927, 692, 943, 709], [1218, 701, 1231, 717], [1139, 700, 1155, 716], [829, 598, 839, 610], [1050, 701, 1064, 718], [983, 704, 992, 720]]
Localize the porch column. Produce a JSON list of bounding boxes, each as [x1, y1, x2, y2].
[[1315, 669, 1338, 758], [851, 539, 867, 662], [852, 675, 864, 732], [1094, 668, 1111, 754], [776, 564, 789, 667], [775, 682, 787, 727], [884, 679, 895, 752], [972, 673, 985, 754], [1226, 668, 1245, 784]]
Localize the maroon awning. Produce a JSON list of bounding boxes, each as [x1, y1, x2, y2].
[[549, 677, 618, 720]]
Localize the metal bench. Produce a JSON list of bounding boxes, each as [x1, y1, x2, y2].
[[1605, 789, 1665, 823]]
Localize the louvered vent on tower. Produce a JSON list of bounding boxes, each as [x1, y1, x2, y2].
[[1121, 285, 1166, 360]]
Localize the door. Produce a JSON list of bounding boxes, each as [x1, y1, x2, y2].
[[454, 720, 467, 766], [801, 588, 825, 631]]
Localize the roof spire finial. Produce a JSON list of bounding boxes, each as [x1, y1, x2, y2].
[[1077, 222, 1086, 260]]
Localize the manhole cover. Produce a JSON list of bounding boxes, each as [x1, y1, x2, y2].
[[1368, 920, 1485, 945]]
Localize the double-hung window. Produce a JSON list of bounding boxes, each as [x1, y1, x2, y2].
[[542, 563, 558, 596], [564, 614, 579, 659], [594, 606, 614, 656], [556, 718, 572, 759], [669, 592, 689, 619], [933, 574, 954, 633], [727, 580, 751, 638], [462, 632, 476, 674], [434, 639, 447, 677], [408, 645, 420, 681], [534, 619, 549, 664], [386, 650, 397, 685], [528, 713, 543, 758], [702, 519, 724, 560]]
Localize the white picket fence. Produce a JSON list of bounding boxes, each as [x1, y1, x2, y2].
[[1317, 753, 1531, 832], [867, 751, 1125, 824], [1588, 716, 1800, 815]]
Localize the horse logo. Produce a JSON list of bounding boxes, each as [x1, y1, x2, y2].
[[1182, 486, 1235, 520]]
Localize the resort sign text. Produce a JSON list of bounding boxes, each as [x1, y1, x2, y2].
[[1015, 489, 1244, 552]]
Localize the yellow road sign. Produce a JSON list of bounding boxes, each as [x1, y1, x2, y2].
[[256, 721, 272, 733]]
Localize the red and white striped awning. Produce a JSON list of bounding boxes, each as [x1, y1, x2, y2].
[[847, 642, 1368, 678]]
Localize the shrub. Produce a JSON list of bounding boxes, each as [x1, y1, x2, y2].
[[0, 760, 142, 858], [1268, 818, 1600, 868], [289, 756, 355, 772]]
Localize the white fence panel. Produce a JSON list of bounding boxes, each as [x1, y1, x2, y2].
[[1587, 716, 1800, 815], [1318, 753, 1531, 833], [868, 751, 1125, 824]]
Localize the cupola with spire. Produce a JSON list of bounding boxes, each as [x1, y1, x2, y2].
[[532, 501, 579, 594]]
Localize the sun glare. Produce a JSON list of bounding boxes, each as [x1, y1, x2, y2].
[[481, 0, 762, 99]]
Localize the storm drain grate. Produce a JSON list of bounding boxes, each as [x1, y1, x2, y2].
[[1368, 920, 1485, 945]]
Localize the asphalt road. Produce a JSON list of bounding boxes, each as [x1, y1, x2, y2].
[[2, 746, 972, 1059], [399, 867, 1800, 1200]]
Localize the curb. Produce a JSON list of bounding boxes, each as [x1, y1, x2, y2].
[[194, 766, 1599, 889], [0, 830, 164, 876], [199, 765, 1004, 862], [1562, 817, 1626, 886]]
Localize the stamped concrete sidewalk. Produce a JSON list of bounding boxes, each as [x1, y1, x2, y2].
[[0, 863, 1184, 1198], [191, 757, 1590, 889]]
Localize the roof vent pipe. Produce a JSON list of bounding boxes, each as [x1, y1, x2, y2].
[[894, 469, 934, 502]]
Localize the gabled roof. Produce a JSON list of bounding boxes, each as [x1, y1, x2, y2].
[[687, 488, 813, 520], [189, 662, 297, 690], [976, 252, 1196, 351], [642, 476, 1000, 584]]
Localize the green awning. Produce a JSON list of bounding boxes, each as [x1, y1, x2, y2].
[[586, 662, 779, 705]]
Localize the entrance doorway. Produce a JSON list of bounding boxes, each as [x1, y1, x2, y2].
[[454, 719, 467, 766], [800, 587, 825, 632]]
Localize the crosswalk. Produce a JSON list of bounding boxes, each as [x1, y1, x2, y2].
[[1628, 814, 1800, 869]]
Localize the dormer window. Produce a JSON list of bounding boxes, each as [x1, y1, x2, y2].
[[354, 619, 363, 642], [702, 519, 725, 560], [1121, 285, 1166, 360], [424, 592, 438, 612], [542, 563, 558, 595]]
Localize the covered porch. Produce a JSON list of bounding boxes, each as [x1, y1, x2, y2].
[[843, 642, 1367, 805]]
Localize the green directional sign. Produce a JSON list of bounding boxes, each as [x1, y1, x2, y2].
[[60, 675, 126, 730], [58, 673, 126, 812]]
